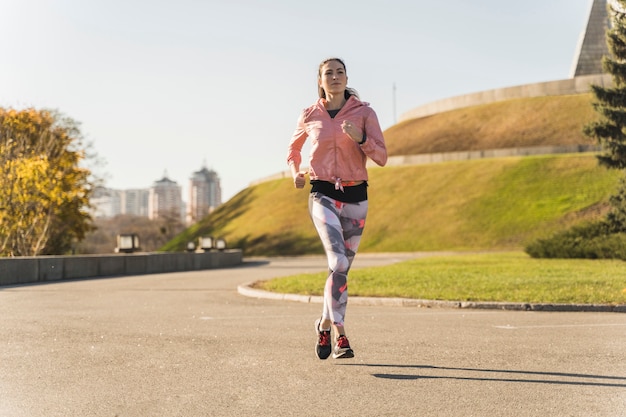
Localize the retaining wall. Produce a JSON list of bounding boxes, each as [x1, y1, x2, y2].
[[376, 144, 602, 168], [399, 74, 612, 122], [0, 250, 243, 286]]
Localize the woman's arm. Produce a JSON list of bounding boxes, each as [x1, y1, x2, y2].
[[360, 110, 387, 167], [287, 111, 309, 188]]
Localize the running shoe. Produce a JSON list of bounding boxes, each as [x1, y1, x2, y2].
[[333, 335, 354, 359], [314, 318, 331, 360]]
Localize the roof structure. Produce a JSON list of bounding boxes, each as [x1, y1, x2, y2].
[[571, 0, 611, 77]]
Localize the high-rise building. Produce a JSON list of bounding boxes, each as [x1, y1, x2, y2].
[[187, 165, 222, 224], [90, 187, 150, 218], [122, 189, 150, 217], [91, 187, 122, 218], [149, 174, 184, 220]]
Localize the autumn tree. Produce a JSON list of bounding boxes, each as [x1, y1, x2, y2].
[[0, 108, 95, 256]]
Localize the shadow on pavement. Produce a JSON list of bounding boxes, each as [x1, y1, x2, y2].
[[337, 363, 626, 388]]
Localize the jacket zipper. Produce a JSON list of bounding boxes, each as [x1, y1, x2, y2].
[[333, 106, 341, 191]]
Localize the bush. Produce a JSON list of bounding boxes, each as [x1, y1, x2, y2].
[[525, 221, 626, 260]]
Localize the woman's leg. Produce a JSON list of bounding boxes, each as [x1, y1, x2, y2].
[[309, 193, 368, 333]]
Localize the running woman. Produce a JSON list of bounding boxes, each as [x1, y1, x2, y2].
[[287, 57, 387, 359]]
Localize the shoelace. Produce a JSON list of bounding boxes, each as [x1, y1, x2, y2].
[[334, 177, 344, 192], [336, 336, 350, 349], [318, 330, 331, 346], [333, 177, 359, 192]]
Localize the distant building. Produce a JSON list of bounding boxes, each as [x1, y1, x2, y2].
[[91, 168, 217, 222], [187, 165, 222, 224], [122, 189, 150, 217], [90, 187, 150, 218], [149, 174, 184, 220], [91, 187, 122, 218]]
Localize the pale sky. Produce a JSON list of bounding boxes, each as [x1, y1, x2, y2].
[[1, 0, 593, 202]]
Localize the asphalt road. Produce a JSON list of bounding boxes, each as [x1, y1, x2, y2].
[[1, 253, 625, 417]]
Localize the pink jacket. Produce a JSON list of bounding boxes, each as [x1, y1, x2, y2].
[[287, 96, 387, 185]]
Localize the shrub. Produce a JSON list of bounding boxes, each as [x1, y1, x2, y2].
[[525, 221, 626, 260]]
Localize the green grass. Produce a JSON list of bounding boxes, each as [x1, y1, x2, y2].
[[162, 93, 626, 305], [255, 252, 626, 305], [161, 153, 622, 255]]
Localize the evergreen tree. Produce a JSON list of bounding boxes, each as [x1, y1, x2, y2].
[[605, 176, 626, 231], [527, 0, 626, 258], [585, 0, 626, 169], [583, 0, 626, 235]]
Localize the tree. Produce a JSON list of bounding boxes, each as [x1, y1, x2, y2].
[[526, 1, 626, 259], [76, 214, 186, 254], [582, 0, 626, 236], [0, 108, 95, 256], [585, 0, 626, 169]]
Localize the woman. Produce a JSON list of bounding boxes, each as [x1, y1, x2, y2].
[[287, 57, 387, 359]]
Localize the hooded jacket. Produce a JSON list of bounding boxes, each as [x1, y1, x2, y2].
[[287, 96, 387, 186]]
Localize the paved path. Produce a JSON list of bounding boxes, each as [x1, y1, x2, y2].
[[1, 254, 625, 417]]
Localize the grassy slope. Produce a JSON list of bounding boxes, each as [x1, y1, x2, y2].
[[384, 94, 598, 155], [162, 93, 621, 255], [164, 154, 621, 255]]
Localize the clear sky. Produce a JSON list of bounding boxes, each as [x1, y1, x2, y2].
[[1, 0, 593, 202]]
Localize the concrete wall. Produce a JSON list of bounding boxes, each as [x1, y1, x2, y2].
[[399, 75, 612, 122], [0, 250, 243, 287], [373, 144, 602, 168], [257, 145, 601, 185]]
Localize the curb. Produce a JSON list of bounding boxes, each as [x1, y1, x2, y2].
[[237, 282, 626, 313]]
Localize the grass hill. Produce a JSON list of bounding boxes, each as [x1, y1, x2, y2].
[[162, 93, 620, 256], [385, 94, 598, 155]]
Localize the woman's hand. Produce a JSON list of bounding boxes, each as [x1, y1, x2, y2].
[[341, 120, 362, 143], [293, 171, 306, 189]]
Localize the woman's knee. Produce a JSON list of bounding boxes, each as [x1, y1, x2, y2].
[[329, 254, 350, 272]]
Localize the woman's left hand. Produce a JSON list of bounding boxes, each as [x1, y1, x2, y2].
[[341, 120, 362, 143]]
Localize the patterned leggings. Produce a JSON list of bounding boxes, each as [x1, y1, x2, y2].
[[308, 192, 368, 327]]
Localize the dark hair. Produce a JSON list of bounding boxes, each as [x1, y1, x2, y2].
[[317, 57, 360, 100]]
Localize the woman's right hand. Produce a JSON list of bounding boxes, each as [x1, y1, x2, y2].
[[293, 171, 306, 189]]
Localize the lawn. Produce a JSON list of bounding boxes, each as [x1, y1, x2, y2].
[[254, 252, 626, 305]]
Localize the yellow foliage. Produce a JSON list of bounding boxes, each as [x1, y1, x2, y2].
[[0, 107, 93, 256]]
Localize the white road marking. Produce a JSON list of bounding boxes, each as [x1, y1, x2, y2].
[[495, 323, 626, 330]]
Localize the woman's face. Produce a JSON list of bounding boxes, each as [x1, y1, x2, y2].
[[318, 60, 347, 97]]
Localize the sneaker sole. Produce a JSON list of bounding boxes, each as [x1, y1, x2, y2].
[[332, 349, 354, 359]]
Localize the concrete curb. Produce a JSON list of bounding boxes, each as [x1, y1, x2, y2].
[[237, 282, 626, 313]]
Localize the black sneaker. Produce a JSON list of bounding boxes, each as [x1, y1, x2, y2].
[[333, 335, 354, 359], [314, 318, 331, 360]]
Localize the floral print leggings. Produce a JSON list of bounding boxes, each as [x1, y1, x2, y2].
[[308, 192, 368, 327]]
